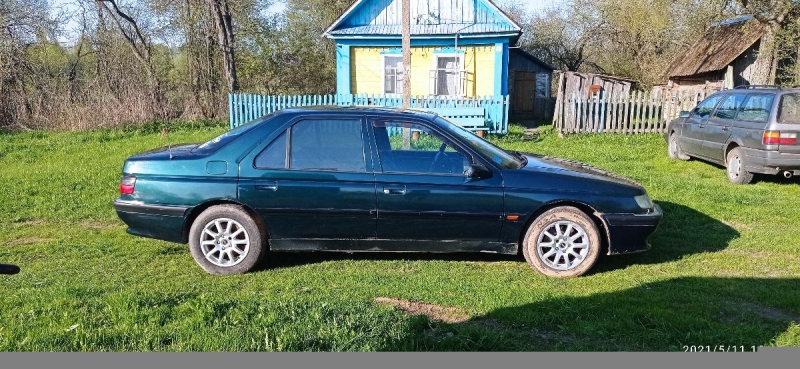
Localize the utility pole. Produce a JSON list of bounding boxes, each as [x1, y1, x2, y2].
[[401, 0, 411, 148], [401, 0, 411, 108]]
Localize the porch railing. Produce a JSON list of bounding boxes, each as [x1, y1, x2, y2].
[[228, 93, 510, 134]]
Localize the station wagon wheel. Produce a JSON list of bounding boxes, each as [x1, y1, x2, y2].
[[726, 147, 754, 185], [189, 205, 265, 275], [668, 133, 689, 161], [522, 206, 601, 278]]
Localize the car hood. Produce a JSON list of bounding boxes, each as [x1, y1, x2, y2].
[[505, 152, 645, 194], [126, 143, 202, 161]]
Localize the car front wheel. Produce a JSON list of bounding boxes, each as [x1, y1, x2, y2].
[[522, 206, 601, 278], [726, 147, 754, 184], [189, 205, 266, 275], [668, 133, 689, 160]]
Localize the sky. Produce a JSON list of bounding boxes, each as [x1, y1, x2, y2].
[[51, 0, 565, 44], [264, 1, 562, 15]]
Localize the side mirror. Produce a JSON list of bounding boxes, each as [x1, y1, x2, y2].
[[679, 111, 691, 119], [464, 164, 492, 179]]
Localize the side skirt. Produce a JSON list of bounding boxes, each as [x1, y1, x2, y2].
[[269, 239, 518, 255]]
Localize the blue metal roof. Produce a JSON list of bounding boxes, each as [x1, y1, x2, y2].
[[324, 0, 521, 38], [328, 23, 519, 36]]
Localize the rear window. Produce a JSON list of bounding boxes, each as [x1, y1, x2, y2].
[[778, 93, 800, 124], [193, 115, 270, 154]]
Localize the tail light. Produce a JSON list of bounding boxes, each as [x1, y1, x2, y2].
[[120, 175, 136, 195], [763, 131, 798, 145]]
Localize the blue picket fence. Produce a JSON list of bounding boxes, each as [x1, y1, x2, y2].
[[228, 93, 510, 134]]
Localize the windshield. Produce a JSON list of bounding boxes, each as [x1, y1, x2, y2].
[[435, 117, 524, 169], [193, 115, 268, 154]]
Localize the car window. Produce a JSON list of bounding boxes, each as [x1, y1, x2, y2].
[[691, 95, 723, 119], [254, 131, 287, 169], [373, 120, 469, 175], [436, 117, 523, 169], [737, 94, 775, 123], [194, 114, 269, 154], [287, 119, 366, 172], [713, 94, 746, 120], [778, 93, 800, 124]]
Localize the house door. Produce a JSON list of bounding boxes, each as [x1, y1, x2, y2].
[[514, 72, 537, 116]]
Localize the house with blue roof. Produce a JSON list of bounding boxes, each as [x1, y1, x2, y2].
[[322, 0, 554, 121]]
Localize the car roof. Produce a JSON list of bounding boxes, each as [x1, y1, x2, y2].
[[279, 105, 441, 120], [723, 86, 800, 95]]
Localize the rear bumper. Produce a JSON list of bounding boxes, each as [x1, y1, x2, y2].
[[113, 199, 189, 243], [742, 148, 800, 174], [599, 204, 662, 255]]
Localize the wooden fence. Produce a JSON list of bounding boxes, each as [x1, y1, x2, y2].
[[554, 90, 711, 134], [229, 93, 510, 134]]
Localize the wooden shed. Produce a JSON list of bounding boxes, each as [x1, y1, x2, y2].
[[663, 16, 765, 94], [507, 48, 555, 120]]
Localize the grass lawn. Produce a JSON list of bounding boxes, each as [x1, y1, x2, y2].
[[1, 122, 799, 351]]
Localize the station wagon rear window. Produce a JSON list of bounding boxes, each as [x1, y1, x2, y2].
[[778, 93, 800, 124]]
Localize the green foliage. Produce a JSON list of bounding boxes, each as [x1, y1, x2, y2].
[[2, 124, 800, 351]]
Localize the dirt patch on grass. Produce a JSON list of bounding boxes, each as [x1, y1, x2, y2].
[[725, 300, 800, 323], [722, 220, 753, 231], [374, 297, 471, 324], [8, 237, 54, 246], [721, 249, 772, 259], [14, 220, 46, 227], [374, 297, 578, 345], [720, 249, 800, 264]]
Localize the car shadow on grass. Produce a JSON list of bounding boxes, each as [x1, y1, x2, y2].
[[256, 251, 519, 272], [590, 201, 739, 275], [258, 201, 737, 274], [379, 277, 800, 351]]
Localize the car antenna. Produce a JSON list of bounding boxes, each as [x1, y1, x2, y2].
[[161, 126, 173, 159]]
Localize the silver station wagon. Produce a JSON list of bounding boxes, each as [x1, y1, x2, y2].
[[666, 86, 800, 184]]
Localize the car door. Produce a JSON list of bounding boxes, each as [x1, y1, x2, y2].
[[238, 116, 377, 248], [368, 117, 505, 251], [702, 93, 746, 161], [682, 94, 723, 157]]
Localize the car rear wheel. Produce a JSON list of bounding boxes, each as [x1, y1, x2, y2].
[[189, 205, 265, 275], [726, 147, 754, 185], [522, 206, 601, 278], [668, 133, 689, 160]]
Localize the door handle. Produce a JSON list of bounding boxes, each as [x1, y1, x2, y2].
[[383, 186, 406, 195], [721, 126, 730, 131], [255, 182, 278, 191]]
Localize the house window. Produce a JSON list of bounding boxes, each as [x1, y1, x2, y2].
[[431, 55, 465, 96], [384, 56, 403, 95], [536, 73, 551, 98]]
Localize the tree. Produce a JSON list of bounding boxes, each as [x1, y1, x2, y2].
[[518, 4, 601, 72], [739, 0, 800, 84], [95, 0, 166, 116], [207, 0, 238, 92]]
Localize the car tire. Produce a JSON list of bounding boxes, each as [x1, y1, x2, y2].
[[726, 147, 754, 185], [522, 206, 601, 278], [668, 133, 690, 160], [189, 204, 266, 275]]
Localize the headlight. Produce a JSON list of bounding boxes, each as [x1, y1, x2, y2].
[[634, 194, 654, 209]]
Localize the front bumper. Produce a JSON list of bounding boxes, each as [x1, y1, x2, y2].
[[599, 204, 662, 255], [113, 199, 189, 243]]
